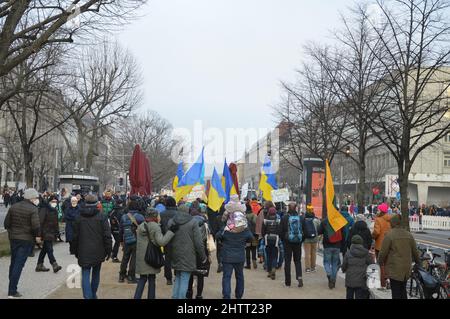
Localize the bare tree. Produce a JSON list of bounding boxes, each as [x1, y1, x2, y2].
[[362, 0, 450, 225], [111, 111, 178, 192], [58, 41, 143, 173]]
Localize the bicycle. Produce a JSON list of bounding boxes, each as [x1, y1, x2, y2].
[[416, 246, 448, 299]]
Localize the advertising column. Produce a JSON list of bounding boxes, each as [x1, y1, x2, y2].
[[303, 157, 325, 219]]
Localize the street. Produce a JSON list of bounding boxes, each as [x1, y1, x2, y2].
[[413, 230, 450, 264]]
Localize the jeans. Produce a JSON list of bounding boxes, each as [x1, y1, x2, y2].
[[390, 278, 407, 299], [164, 255, 172, 280], [172, 271, 191, 299], [304, 242, 317, 270], [187, 274, 204, 298], [284, 242, 302, 285], [245, 246, 257, 267], [265, 244, 278, 272], [216, 242, 223, 268], [346, 287, 369, 299], [8, 240, 33, 296], [323, 248, 341, 281], [134, 274, 156, 299], [119, 244, 136, 277], [37, 240, 56, 265], [81, 264, 102, 299], [111, 232, 120, 259], [222, 262, 244, 299]]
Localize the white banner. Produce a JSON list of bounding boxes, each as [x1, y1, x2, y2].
[[271, 188, 290, 203], [186, 184, 206, 202], [240, 183, 249, 200], [385, 175, 399, 198]]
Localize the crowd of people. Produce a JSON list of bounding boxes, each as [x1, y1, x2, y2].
[[3, 187, 424, 300]]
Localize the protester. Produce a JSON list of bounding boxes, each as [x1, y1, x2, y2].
[[378, 215, 420, 299], [71, 194, 112, 299], [347, 214, 373, 251], [303, 205, 321, 273], [155, 197, 166, 213], [216, 195, 253, 299], [4, 188, 41, 298], [340, 206, 354, 257], [318, 217, 343, 289], [372, 202, 392, 288], [109, 198, 125, 263], [280, 202, 304, 287], [101, 190, 115, 218], [262, 207, 282, 280], [119, 196, 145, 283], [35, 195, 62, 273], [250, 197, 262, 215], [134, 208, 174, 299], [245, 203, 258, 269], [341, 235, 372, 299], [64, 196, 80, 255], [167, 204, 207, 299], [159, 196, 177, 285]]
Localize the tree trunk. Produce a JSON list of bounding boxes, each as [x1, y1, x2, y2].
[[85, 129, 98, 173], [398, 168, 410, 230], [23, 146, 33, 188], [357, 163, 366, 215]]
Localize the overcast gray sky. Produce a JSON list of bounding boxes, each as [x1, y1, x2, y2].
[[116, 0, 357, 165]]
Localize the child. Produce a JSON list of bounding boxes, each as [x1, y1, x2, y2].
[[341, 235, 373, 299]]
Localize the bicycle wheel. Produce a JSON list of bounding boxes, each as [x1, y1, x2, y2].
[[406, 276, 424, 299]]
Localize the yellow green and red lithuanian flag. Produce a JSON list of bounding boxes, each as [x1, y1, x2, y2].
[[325, 159, 348, 234]]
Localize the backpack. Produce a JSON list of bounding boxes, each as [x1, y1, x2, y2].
[[287, 215, 302, 244], [304, 217, 317, 239], [123, 213, 139, 245], [328, 228, 342, 243]]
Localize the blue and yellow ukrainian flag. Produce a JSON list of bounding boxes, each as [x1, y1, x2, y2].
[[207, 168, 226, 212], [172, 161, 184, 192], [222, 159, 237, 203], [258, 156, 278, 201], [175, 147, 204, 203]]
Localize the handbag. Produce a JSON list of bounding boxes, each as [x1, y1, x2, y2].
[[205, 223, 216, 253], [143, 223, 165, 268]]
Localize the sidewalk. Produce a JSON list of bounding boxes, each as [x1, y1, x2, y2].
[[48, 249, 347, 299]]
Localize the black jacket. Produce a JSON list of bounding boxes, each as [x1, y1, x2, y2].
[[4, 200, 40, 242], [216, 228, 254, 263], [38, 204, 59, 241], [160, 207, 177, 234], [109, 205, 125, 233], [347, 221, 373, 250], [318, 218, 342, 249], [72, 202, 112, 268], [280, 210, 305, 244], [262, 215, 281, 237]]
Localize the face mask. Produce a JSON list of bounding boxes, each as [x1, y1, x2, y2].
[[32, 199, 40, 206], [50, 202, 57, 208]]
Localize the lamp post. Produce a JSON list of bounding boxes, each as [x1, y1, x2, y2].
[[339, 146, 351, 209]]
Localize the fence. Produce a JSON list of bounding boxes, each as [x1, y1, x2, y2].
[[409, 215, 450, 231]]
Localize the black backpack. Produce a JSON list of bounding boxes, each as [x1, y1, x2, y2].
[[304, 217, 317, 239]]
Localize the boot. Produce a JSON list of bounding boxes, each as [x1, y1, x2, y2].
[[36, 263, 50, 272], [271, 270, 276, 280], [298, 278, 304, 288], [119, 274, 125, 283], [52, 262, 62, 273], [127, 275, 137, 284], [252, 260, 257, 269]]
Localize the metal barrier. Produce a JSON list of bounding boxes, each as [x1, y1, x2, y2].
[[409, 215, 450, 231]]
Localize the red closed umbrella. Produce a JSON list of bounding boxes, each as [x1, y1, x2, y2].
[[229, 163, 240, 196], [129, 145, 153, 196]]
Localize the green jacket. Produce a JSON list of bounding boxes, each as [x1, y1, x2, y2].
[[378, 227, 420, 282]]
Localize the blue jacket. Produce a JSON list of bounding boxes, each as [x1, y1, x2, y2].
[[216, 228, 254, 264], [64, 205, 80, 242]]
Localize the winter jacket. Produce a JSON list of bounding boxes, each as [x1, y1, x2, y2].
[[318, 218, 342, 249], [262, 215, 281, 238], [255, 208, 267, 236], [167, 211, 206, 272], [303, 212, 321, 244], [109, 205, 125, 233], [280, 211, 305, 244], [135, 221, 174, 275], [216, 227, 254, 263], [64, 205, 80, 242], [4, 200, 40, 242], [160, 207, 177, 234], [250, 201, 262, 215], [347, 221, 373, 250], [341, 244, 373, 288], [119, 210, 145, 245], [372, 213, 392, 251], [377, 226, 420, 282], [38, 204, 59, 242], [101, 199, 115, 217], [72, 202, 112, 268], [341, 211, 354, 243]]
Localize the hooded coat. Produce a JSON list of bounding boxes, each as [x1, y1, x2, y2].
[[372, 213, 392, 251], [71, 202, 112, 268], [341, 244, 373, 288], [167, 211, 206, 272], [64, 204, 80, 242], [38, 203, 59, 241]]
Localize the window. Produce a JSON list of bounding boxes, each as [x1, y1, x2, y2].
[[444, 152, 450, 167], [445, 134, 450, 143]]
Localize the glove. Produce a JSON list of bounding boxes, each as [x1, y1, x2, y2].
[[169, 223, 179, 233]]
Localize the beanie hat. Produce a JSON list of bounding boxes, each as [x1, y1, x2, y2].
[[351, 235, 363, 245], [48, 194, 58, 202], [268, 207, 277, 216], [355, 214, 366, 223], [85, 194, 98, 204], [24, 188, 39, 200], [390, 214, 402, 228], [306, 204, 314, 213], [378, 203, 389, 214], [145, 208, 159, 219]]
